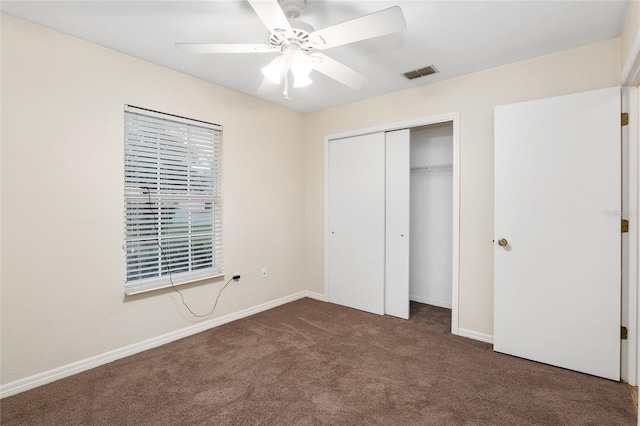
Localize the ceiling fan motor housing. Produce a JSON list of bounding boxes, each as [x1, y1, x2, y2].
[[268, 17, 315, 52], [279, 0, 306, 19], [267, 0, 314, 51]]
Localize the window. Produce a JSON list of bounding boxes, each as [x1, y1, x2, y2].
[[124, 105, 223, 295]]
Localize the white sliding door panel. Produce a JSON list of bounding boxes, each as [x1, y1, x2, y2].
[[494, 87, 621, 380], [385, 129, 411, 319], [328, 133, 385, 315]]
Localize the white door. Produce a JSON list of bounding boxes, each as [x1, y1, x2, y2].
[[494, 87, 621, 380], [385, 129, 410, 319], [328, 133, 386, 314]]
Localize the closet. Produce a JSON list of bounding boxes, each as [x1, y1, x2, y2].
[[410, 123, 454, 309], [326, 121, 454, 319]]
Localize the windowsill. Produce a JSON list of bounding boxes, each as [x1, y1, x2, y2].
[[124, 269, 224, 296]]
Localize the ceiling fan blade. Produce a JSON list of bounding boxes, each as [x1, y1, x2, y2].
[[310, 53, 369, 90], [175, 43, 275, 54], [310, 6, 406, 51], [248, 0, 293, 36]]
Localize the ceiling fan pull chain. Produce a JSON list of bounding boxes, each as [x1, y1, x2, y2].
[[283, 71, 290, 100]]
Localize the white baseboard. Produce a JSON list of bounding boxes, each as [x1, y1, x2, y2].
[[458, 328, 494, 344], [0, 291, 312, 399], [304, 290, 325, 301], [410, 295, 452, 309]]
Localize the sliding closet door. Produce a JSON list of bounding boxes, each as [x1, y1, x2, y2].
[[327, 133, 386, 315], [385, 129, 410, 319]]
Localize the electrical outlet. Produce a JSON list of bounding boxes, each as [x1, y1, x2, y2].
[[261, 267, 267, 279]]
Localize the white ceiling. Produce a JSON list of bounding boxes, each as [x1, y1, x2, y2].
[[1, 0, 630, 114]]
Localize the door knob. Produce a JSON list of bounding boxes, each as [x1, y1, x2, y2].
[[498, 238, 508, 247]]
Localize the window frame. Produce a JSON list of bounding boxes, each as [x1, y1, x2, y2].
[[123, 105, 223, 295]]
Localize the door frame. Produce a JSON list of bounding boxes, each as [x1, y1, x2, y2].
[[622, 36, 640, 387], [324, 112, 461, 335], [621, 86, 639, 386]]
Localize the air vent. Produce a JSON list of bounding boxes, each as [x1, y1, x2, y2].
[[403, 65, 438, 80]]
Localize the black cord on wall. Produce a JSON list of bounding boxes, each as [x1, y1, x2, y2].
[[142, 188, 232, 318]]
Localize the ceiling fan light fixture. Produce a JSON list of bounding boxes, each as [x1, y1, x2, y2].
[[262, 56, 286, 84], [290, 50, 313, 87], [291, 51, 313, 77], [293, 73, 312, 88]]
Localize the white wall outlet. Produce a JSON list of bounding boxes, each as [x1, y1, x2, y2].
[[261, 267, 267, 279]]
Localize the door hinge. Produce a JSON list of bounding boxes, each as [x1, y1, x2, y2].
[[622, 112, 629, 126], [621, 326, 628, 340], [622, 219, 629, 233]]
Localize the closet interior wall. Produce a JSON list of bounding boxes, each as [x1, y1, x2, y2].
[[410, 123, 454, 308]]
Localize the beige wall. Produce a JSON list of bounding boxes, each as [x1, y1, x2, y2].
[[622, 0, 640, 73], [0, 14, 306, 384], [304, 39, 621, 336]]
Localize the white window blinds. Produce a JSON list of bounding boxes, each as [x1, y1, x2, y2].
[[124, 105, 223, 295]]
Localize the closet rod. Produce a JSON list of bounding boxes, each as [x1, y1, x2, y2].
[[410, 163, 453, 172]]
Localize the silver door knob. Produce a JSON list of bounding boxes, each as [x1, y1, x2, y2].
[[498, 238, 508, 247]]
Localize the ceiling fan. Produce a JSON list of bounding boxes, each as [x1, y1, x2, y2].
[[175, 0, 406, 99]]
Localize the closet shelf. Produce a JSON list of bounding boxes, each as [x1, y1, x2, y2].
[[410, 163, 453, 173]]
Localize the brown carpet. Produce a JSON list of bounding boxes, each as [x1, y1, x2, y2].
[[1, 298, 636, 425]]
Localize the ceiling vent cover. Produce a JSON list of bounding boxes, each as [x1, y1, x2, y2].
[[403, 65, 438, 80]]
